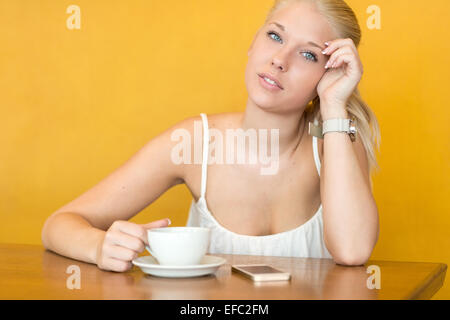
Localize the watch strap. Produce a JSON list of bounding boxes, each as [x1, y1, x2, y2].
[[308, 117, 357, 142], [322, 118, 351, 134]]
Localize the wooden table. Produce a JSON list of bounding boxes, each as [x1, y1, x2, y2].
[[0, 243, 446, 300]]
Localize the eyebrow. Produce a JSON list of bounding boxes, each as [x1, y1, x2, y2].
[[269, 21, 325, 51]]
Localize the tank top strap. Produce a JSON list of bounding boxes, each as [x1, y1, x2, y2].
[[312, 135, 321, 177], [199, 113, 210, 200]]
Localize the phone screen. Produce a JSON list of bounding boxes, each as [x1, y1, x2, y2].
[[237, 265, 283, 274]]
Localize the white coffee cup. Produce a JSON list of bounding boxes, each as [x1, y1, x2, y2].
[[146, 227, 211, 266]]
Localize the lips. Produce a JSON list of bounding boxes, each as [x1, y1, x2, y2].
[[258, 73, 284, 89]]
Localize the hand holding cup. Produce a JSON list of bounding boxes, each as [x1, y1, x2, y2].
[[96, 218, 171, 272]]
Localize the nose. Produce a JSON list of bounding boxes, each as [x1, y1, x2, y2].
[[271, 53, 287, 72]]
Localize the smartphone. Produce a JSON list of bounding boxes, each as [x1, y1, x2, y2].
[[231, 264, 291, 282]]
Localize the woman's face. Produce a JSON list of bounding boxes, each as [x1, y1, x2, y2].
[[245, 1, 336, 113]]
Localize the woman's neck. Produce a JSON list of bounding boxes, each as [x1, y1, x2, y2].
[[240, 97, 308, 159]]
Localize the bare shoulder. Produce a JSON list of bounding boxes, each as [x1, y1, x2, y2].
[[169, 111, 242, 167], [203, 111, 243, 129], [179, 111, 241, 129], [171, 112, 239, 151], [178, 111, 243, 200]]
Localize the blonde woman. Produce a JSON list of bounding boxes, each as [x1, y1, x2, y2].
[[42, 0, 381, 272]]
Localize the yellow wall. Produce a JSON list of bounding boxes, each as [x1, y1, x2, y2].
[[1, 0, 449, 299]]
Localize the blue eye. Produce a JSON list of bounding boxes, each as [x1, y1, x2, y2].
[[267, 31, 282, 43], [266, 30, 318, 63], [303, 51, 318, 62]]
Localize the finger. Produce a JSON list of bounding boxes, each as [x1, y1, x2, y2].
[[109, 230, 145, 253], [324, 46, 353, 68], [332, 54, 363, 80], [105, 257, 133, 272], [322, 39, 356, 57], [112, 221, 148, 245], [141, 218, 171, 230], [324, 38, 356, 51], [332, 53, 347, 68], [106, 244, 139, 261]]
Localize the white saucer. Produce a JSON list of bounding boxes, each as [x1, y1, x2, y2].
[[132, 255, 227, 278]]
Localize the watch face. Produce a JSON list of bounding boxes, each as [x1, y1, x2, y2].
[[349, 118, 356, 142]]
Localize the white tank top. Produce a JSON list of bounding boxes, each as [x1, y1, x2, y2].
[[186, 113, 333, 259]]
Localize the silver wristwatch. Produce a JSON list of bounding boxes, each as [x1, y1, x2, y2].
[[308, 117, 357, 142]]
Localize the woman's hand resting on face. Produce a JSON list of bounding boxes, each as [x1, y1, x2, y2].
[[96, 218, 171, 272], [317, 38, 364, 118]]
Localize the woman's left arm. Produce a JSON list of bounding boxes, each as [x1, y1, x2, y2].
[[317, 38, 379, 266], [321, 119, 380, 266]]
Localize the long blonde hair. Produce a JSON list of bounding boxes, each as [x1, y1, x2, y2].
[[264, 0, 381, 185]]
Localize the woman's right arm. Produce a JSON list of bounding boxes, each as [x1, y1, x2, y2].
[[41, 116, 198, 271]]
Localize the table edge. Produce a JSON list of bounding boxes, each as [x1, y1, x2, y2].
[[405, 263, 448, 300]]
